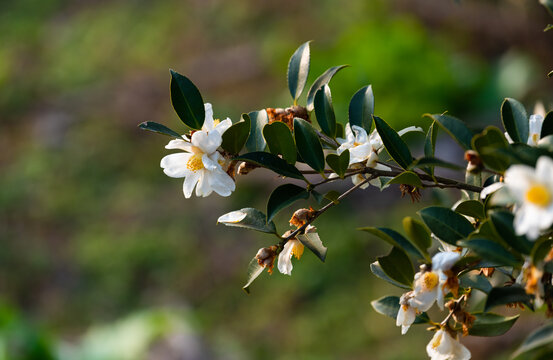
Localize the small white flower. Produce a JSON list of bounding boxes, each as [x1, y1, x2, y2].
[[426, 329, 471, 360], [503, 156, 553, 240], [160, 103, 236, 198], [396, 292, 417, 334], [504, 106, 545, 146], [410, 251, 461, 311], [277, 238, 304, 276]]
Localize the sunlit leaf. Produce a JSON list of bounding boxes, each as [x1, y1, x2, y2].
[[297, 232, 327, 262], [287, 41, 311, 101], [263, 121, 297, 164], [217, 208, 277, 234], [501, 98, 528, 144], [138, 121, 183, 138], [306, 65, 348, 112], [169, 70, 205, 130], [348, 85, 374, 132]]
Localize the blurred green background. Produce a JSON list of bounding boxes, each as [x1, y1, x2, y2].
[[1, 0, 553, 359]]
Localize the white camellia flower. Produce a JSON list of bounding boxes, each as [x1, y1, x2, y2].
[[336, 124, 422, 188], [426, 328, 471, 360], [277, 225, 321, 275], [504, 103, 546, 146], [396, 292, 417, 334], [160, 103, 236, 198], [503, 156, 553, 240], [410, 251, 461, 311]]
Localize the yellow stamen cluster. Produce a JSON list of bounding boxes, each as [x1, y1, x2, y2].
[[292, 241, 304, 260], [525, 184, 551, 207], [422, 272, 439, 291], [186, 154, 204, 171]]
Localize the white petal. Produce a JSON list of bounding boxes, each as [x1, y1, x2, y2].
[[213, 118, 233, 136], [535, 156, 553, 184], [160, 153, 192, 178], [191, 130, 222, 155], [504, 132, 514, 144], [398, 126, 424, 136], [514, 204, 544, 240], [480, 182, 504, 199], [348, 143, 373, 164], [202, 153, 220, 171], [396, 304, 416, 335], [278, 241, 295, 275], [182, 171, 200, 198], [208, 169, 236, 197], [195, 171, 213, 197], [218, 210, 247, 224], [504, 164, 535, 202], [165, 139, 193, 151], [203, 103, 214, 131], [528, 114, 544, 145], [352, 125, 369, 144], [432, 251, 461, 272]]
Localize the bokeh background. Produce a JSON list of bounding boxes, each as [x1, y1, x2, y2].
[[1, 0, 553, 359]]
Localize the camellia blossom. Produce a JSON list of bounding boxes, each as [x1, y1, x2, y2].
[[396, 292, 417, 334], [278, 225, 320, 275], [426, 328, 471, 360], [504, 103, 546, 146], [410, 251, 461, 311], [160, 103, 236, 198], [336, 123, 421, 188], [503, 156, 553, 240]]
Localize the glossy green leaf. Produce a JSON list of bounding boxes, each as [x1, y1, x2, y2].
[[418, 206, 474, 245], [454, 200, 485, 220], [217, 208, 277, 234], [323, 190, 341, 204], [297, 232, 327, 262], [235, 152, 305, 180], [402, 217, 432, 254], [413, 156, 463, 171], [472, 126, 510, 172], [245, 110, 269, 152], [348, 85, 374, 132], [306, 65, 348, 112], [425, 114, 473, 150], [266, 184, 309, 222], [336, 123, 344, 138], [371, 296, 429, 324], [531, 239, 553, 265], [221, 113, 251, 154], [377, 247, 414, 287], [541, 111, 553, 138], [263, 121, 297, 164], [422, 121, 439, 175], [512, 322, 553, 359], [374, 116, 413, 169], [138, 121, 183, 138], [169, 70, 205, 130], [370, 262, 411, 289], [501, 98, 528, 144], [359, 227, 425, 260], [294, 118, 325, 173], [314, 85, 336, 137], [467, 313, 519, 337], [326, 150, 350, 178], [287, 41, 311, 101], [459, 273, 492, 294], [490, 211, 533, 254], [459, 238, 521, 267], [243, 256, 265, 293], [484, 285, 534, 312], [385, 171, 422, 188]]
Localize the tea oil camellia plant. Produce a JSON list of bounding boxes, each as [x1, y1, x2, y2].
[[140, 3, 553, 358]]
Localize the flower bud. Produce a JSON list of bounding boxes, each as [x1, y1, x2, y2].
[[255, 245, 277, 274], [289, 207, 316, 228]]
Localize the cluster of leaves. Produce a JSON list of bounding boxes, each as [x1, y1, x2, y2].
[[140, 20, 553, 360]]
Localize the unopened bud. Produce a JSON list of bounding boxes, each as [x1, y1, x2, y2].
[[255, 245, 277, 274], [290, 207, 316, 228], [465, 150, 483, 173], [237, 161, 259, 175]]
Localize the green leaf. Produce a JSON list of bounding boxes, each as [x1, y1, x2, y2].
[[323, 190, 341, 204], [472, 126, 511, 172], [348, 85, 374, 132], [326, 150, 350, 178], [490, 211, 533, 255], [385, 171, 422, 188], [294, 118, 325, 173], [235, 152, 305, 180], [370, 262, 411, 289], [425, 114, 473, 150], [138, 121, 183, 138], [243, 256, 265, 293], [512, 322, 553, 359], [359, 227, 425, 260], [221, 114, 251, 154], [373, 116, 413, 169], [287, 41, 311, 101], [467, 313, 519, 337], [484, 285, 534, 312], [541, 111, 553, 138], [377, 247, 414, 287], [459, 238, 521, 267], [336, 123, 344, 138], [297, 232, 327, 262], [418, 206, 474, 245], [245, 110, 269, 152], [314, 85, 336, 137], [459, 273, 492, 294], [402, 217, 432, 254], [370, 296, 429, 324], [169, 70, 205, 130], [542, 0, 553, 17], [531, 239, 553, 265], [306, 65, 348, 112], [424, 121, 438, 158], [465, 169, 481, 200], [266, 184, 309, 222], [413, 156, 463, 171], [454, 200, 485, 220], [501, 98, 528, 144], [263, 121, 297, 164], [217, 208, 277, 234]]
